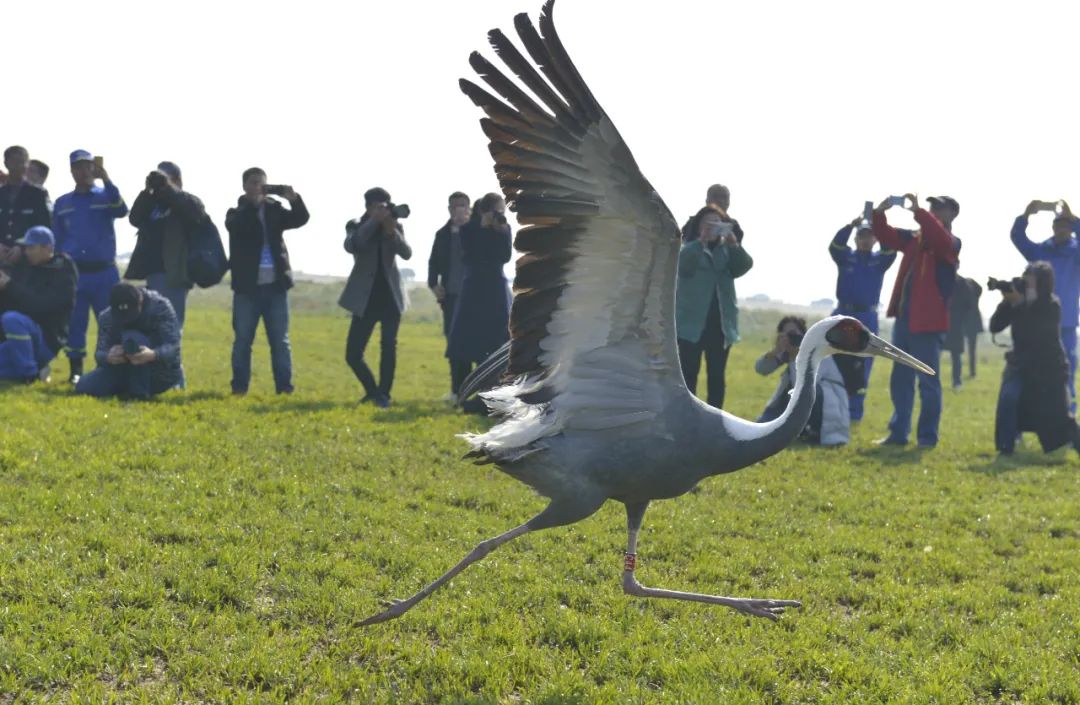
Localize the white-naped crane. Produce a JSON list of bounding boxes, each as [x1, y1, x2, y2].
[[360, 0, 932, 626]]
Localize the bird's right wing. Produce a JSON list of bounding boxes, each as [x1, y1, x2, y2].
[[460, 2, 684, 440]]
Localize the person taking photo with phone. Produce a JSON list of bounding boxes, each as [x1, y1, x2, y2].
[[51, 150, 129, 383], [872, 194, 961, 449], [829, 207, 897, 420], [339, 187, 413, 408], [225, 168, 309, 395], [1010, 199, 1080, 409]]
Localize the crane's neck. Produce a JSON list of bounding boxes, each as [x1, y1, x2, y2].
[[700, 344, 823, 478]]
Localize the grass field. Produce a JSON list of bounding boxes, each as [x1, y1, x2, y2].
[[1, 285, 1079, 704]]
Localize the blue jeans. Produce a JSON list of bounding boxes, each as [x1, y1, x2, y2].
[[74, 332, 172, 399], [994, 365, 1023, 453], [231, 287, 292, 393], [0, 312, 53, 379], [886, 315, 944, 446], [1061, 326, 1076, 412], [146, 272, 188, 329], [68, 266, 119, 360]]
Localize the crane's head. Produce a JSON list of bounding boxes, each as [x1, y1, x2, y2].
[[815, 316, 935, 375]]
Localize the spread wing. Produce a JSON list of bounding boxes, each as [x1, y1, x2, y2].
[[460, 1, 684, 458]]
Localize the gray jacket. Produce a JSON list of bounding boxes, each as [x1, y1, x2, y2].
[[755, 352, 850, 446], [338, 217, 413, 316]]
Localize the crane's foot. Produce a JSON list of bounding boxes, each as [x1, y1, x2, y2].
[[622, 571, 801, 621], [357, 598, 413, 626]]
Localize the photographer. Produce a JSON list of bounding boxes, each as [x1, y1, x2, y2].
[[829, 212, 897, 419], [676, 205, 753, 408], [52, 150, 129, 383], [339, 187, 413, 408], [428, 191, 471, 401], [988, 263, 1079, 456], [0, 146, 52, 264], [225, 168, 309, 395], [1010, 199, 1080, 407], [755, 316, 850, 446], [447, 193, 512, 412], [74, 282, 183, 399], [0, 227, 76, 382], [872, 194, 961, 448], [125, 162, 208, 327]]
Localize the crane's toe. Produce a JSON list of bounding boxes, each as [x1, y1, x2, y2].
[[732, 598, 802, 621], [357, 598, 409, 627]]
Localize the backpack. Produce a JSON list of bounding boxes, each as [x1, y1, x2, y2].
[[187, 217, 228, 288]]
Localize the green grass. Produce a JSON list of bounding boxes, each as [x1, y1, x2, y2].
[[1, 286, 1079, 704]]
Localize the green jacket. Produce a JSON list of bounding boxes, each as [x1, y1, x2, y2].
[[675, 239, 754, 345]]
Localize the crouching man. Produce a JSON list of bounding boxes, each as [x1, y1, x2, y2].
[[0, 226, 77, 382], [75, 282, 183, 399]]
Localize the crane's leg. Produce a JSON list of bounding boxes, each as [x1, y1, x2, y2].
[[359, 495, 604, 626], [620, 502, 801, 621]]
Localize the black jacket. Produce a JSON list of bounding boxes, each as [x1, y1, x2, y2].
[[95, 288, 183, 390], [428, 220, 455, 290], [225, 196, 309, 294], [0, 252, 77, 352], [0, 182, 52, 247], [125, 187, 208, 288], [990, 297, 1074, 451]]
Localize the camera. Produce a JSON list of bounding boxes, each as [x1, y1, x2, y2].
[[492, 212, 507, 226], [122, 338, 141, 356], [388, 203, 410, 219], [146, 170, 169, 192], [987, 276, 1025, 295], [787, 332, 804, 347]]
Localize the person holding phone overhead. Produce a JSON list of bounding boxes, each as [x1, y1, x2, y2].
[[225, 167, 309, 395], [872, 194, 961, 448], [51, 150, 129, 383], [675, 204, 754, 409], [1010, 199, 1080, 410], [828, 203, 897, 420]]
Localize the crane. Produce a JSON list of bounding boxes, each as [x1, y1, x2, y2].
[[360, 0, 932, 626]]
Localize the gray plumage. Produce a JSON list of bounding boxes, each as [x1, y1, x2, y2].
[[360, 0, 932, 627]]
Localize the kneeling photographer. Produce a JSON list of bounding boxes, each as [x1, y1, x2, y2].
[[988, 262, 1079, 456]]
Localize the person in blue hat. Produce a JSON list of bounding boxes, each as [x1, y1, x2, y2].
[[52, 149, 129, 383], [0, 226, 77, 381]]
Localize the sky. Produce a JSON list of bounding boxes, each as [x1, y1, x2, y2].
[[6, 0, 1079, 312]]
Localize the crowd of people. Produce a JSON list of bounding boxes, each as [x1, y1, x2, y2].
[[2, 143, 1079, 457]]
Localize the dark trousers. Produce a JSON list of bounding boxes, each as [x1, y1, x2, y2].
[[994, 365, 1023, 453], [231, 286, 292, 394], [346, 298, 401, 399], [74, 332, 171, 399], [950, 333, 979, 387], [67, 266, 118, 360], [441, 294, 472, 394], [678, 302, 730, 408]]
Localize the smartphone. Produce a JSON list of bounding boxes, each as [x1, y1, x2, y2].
[[263, 184, 287, 197], [863, 201, 874, 221], [93, 155, 104, 170], [887, 195, 908, 208]]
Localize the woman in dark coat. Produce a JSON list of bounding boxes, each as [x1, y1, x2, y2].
[[991, 261, 1079, 455], [447, 193, 512, 399]]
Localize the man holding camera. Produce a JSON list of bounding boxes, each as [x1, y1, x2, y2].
[[52, 150, 129, 383], [340, 187, 413, 408], [873, 194, 961, 448], [1010, 200, 1080, 408], [829, 212, 897, 420], [74, 282, 183, 399], [988, 263, 1079, 456], [0, 146, 52, 265], [0, 226, 77, 382], [225, 168, 309, 395], [125, 162, 208, 327], [428, 191, 471, 401]]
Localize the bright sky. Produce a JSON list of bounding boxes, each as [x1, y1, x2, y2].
[[7, 0, 1079, 312]]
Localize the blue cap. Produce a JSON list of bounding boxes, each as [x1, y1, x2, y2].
[[16, 226, 55, 247], [69, 149, 94, 165]]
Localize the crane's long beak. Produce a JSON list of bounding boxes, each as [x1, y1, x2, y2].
[[866, 333, 935, 375]]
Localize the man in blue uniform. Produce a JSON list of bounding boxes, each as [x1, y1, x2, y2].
[[829, 214, 897, 420], [52, 149, 128, 383], [1011, 199, 1080, 408]]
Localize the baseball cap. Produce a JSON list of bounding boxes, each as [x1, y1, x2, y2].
[[109, 283, 143, 325], [16, 225, 55, 247], [157, 161, 181, 181], [927, 196, 960, 215], [69, 149, 94, 165]]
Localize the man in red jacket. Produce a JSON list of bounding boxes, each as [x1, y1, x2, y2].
[[873, 194, 962, 448]]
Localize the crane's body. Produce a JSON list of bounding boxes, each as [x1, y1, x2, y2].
[[359, 0, 933, 627]]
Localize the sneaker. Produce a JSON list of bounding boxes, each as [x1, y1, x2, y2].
[[68, 358, 83, 384], [374, 395, 392, 409], [874, 436, 908, 447], [38, 365, 51, 383]]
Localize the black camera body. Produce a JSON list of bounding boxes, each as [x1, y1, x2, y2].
[[122, 338, 141, 356], [492, 212, 508, 226], [788, 332, 804, 347], [388, 203, 410, 220], [988, 277, 1025, 295]]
